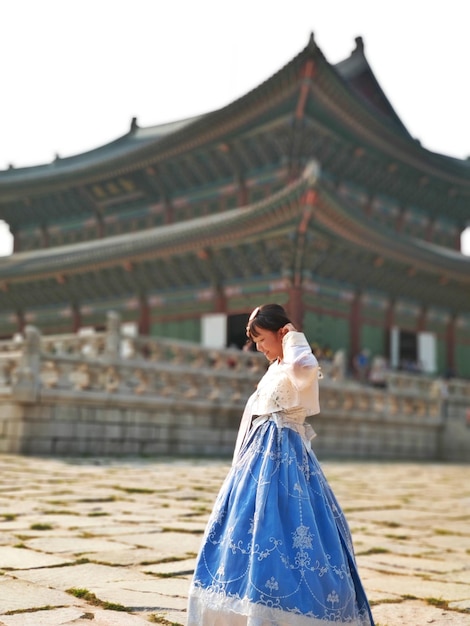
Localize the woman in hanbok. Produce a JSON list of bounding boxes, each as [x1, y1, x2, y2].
[[187, 303, 375, 625]]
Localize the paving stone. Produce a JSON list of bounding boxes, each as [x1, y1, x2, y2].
[[422, 532, 470, 551], [12, 562, 150, 589], [372, 599, 470, 626], [362, 568, 470, 601], [0, 546, 73, 569], [0, 577, 72, 613], [0, 455, 469, 626], [23, 536, 133, 554], [140, 557, 196, 576], [79, 548, 162, 566], [67, 609, 156, 625], [88, 578, 189, 612], [360, 552, 466, 576], [449, 599, 470, 612], [0, 607, 86, 626], [116, 530, 201, 554]]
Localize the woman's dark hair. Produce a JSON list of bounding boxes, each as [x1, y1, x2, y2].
[[246, 303, 291, 341]]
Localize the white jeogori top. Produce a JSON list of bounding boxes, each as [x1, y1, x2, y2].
[[233, 331, 320, 461]]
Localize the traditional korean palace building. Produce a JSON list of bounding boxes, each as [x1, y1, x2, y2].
[[0, 35, 469, 377]]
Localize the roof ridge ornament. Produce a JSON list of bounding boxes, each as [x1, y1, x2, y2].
[[130, 117, 139, 133], [307, 32, 317, 51], [354, 36, 364, 53]]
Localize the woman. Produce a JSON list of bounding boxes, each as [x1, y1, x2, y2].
[[187, 304, 375, 625]]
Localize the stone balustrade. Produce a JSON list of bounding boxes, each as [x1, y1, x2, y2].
[[320, 379, 441, 422], [0, 311, 469, 460]]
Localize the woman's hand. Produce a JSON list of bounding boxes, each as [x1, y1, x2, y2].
[[280, 323, 297, 337]]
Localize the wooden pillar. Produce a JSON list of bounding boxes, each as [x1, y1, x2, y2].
[[138, 294, 151, 335], [445, 314, 456, 376], [417, 306, 427, 332], [349, 291, 362, 362], [16, 310, 25, 334], [287, 286, 305, 331], [72, 304, 82, 333], [214, 286, 227, 314], [385, 298, 395, 330]]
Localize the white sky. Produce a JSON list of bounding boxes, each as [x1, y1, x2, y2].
[[0, 0, 469, 254]]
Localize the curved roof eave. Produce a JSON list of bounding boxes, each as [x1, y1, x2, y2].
[[0, 42, 314, 194], [314, 184, 470, 284], [334, 37, 411, 139], [0, 32, 468, 196], [315, 46, 470, 186], [0, 115, 205, 187], [0, 163, 319, 283]]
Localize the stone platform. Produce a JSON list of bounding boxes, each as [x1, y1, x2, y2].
[[0, 455, 469, 625]]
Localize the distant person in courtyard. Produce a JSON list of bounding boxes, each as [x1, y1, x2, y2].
[[353, 347, 370, 383], [187, 303, 375, 625]]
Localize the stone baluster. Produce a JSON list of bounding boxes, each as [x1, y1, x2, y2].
[[104, 311, 121, 361]]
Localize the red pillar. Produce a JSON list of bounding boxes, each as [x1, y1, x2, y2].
[[138, 295, 151, 335], [72, 304, 82, 333], [287, 286, 305, 331], [214, 287, 227, 314], [417, 307, 427, 332], [385, 299, 395, 330], [16, 310, 25, 333]]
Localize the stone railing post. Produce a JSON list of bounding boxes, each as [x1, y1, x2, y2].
[[104, 311, 121, 361], [13, 325, 41, 402]]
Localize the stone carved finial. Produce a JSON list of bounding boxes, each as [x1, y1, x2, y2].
[[104, 311, 121, 360], [13, 325, 41, 402]]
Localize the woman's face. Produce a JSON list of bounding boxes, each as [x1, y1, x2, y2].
[[252, 327, 283, 362]]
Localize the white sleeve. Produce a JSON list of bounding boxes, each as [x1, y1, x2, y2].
[[281, 331, 319, 390]]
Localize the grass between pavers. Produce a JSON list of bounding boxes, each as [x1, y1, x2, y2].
[[66, 587, 127, 612], [403, 594, 469, 614], [30, 523, 54, 530], [140, 554, 197, 566], [4, 605, 66, 615], [160, 526, 203, 534], [41, 509, 79, 515], [112, 485, 156, 494], [356, 547, 391, 556], [148, 614, 182, 625]]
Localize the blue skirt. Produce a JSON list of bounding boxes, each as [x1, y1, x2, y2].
[[188, 414, 375, 625]]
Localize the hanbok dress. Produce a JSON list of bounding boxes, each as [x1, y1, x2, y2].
[[187, 331, 375, 626]]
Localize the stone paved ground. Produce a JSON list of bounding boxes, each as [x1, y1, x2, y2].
[[0, 455, 469, 626]]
